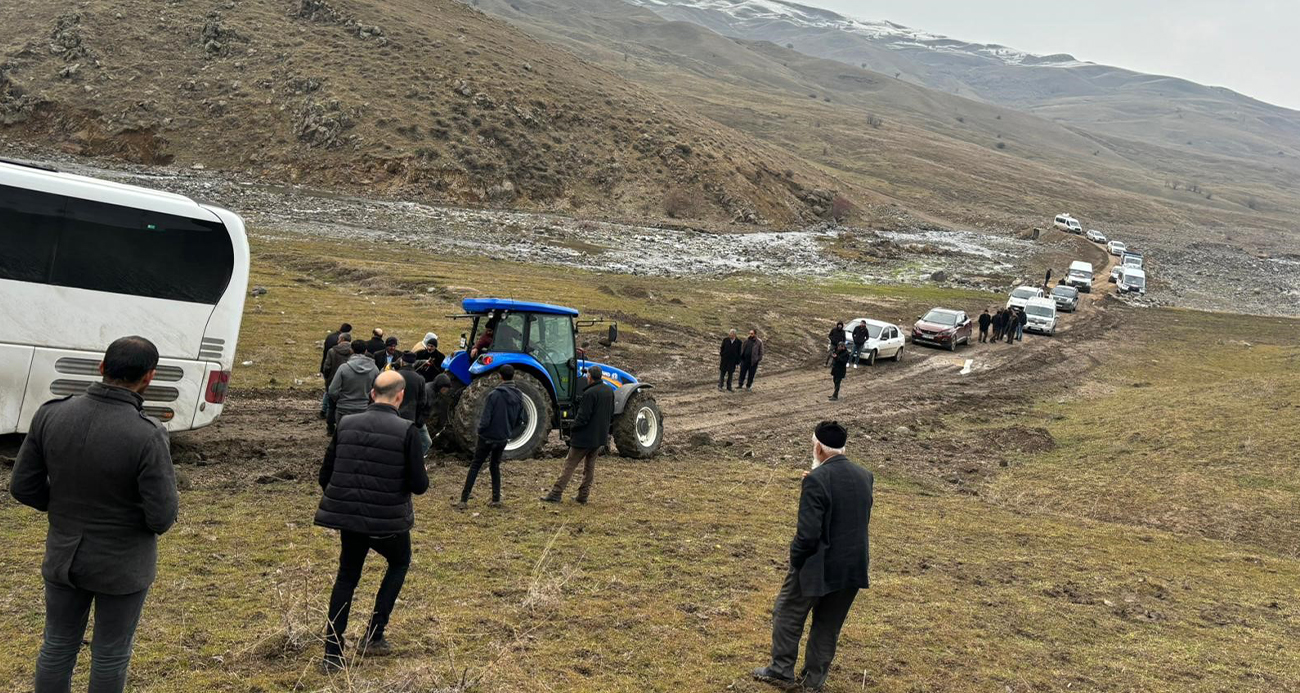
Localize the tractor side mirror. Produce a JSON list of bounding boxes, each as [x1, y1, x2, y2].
[[608, 324, 618, 344]]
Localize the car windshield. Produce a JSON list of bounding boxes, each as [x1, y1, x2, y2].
[[1027, 305, 1054, 317], [1011, 288, 1037, 299], [922, 310, 959, 326], [1128, 276, 1146, 287], [1053, 287, 1077, 297], [1125, 257, 1141, 266]]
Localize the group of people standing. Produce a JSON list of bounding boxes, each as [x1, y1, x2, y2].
[[978, 307, 1026, 344], [718, 329, 766, 392]]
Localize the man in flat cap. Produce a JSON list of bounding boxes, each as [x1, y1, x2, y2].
[[753, 421, 874, 692]]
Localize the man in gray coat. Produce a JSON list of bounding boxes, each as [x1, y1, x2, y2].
[[541, 366, 615, 504], [10, 335, 179, 693], [327, 339, 380, 433], [753, 421, 873, 692]]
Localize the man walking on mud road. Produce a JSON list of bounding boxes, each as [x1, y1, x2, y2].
[[11, 335, 179, 693], [829, 342, 850, 401], [739, 329, 764, 390], [978, 309, 991, 343], [719, 329, 743, 392], [752, 421, 872, 692], [542, 366, 615, 504], [316, 370, 428, 671], [320, 322, 352, 418], [456, 365, 525, 509]]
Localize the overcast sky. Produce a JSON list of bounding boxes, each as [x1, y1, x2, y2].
[[814, 0, 1300, 111]]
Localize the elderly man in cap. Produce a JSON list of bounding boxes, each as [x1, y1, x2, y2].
[[753, 421, 873, 692]]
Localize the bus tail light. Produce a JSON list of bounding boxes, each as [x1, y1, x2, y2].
[[205, 370, 231, 404]]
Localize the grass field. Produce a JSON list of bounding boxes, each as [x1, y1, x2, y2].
[[1, 237, 1297, 692]]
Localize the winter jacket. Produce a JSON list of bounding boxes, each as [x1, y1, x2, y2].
[[395, 368, 429, 424], [478, 382, 526, 445], [830, 348, 850, 379], [322, 341, 353, 385], [315, 403, 428, 535], [790, 455, 873, 597], [978, 313, 992, 330], [414, 348, 446, 382], [569, 380, 615, 450], [742, 337, 765, 365], [328, 355, 380, 417], [1018, 310, 1028, 327], [992, 312, 1006, 331], [10, 383, 178, 595], [374, 349, 403, 372], [320, 330, 342, 375], [425, 373, 454, 436], [365, 336, 386, 354], [852, 324, 869, 347], [719, 337, 743, 369], [828, 326, 846, 347]]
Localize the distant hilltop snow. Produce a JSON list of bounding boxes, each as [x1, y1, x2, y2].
[[628, 0, 1093, 68]]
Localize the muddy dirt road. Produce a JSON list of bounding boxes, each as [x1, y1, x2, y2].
[[179, 257, 1123, 485]]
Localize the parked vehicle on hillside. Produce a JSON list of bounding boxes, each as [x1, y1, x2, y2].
[[1086, 229, 1108, 243], [1053, 214, 1083, 234], [1122, 251, 1144, 269], [1006, 285, 1045, 310], [1109, 265, 1123, 283], [1107, 240, 1127, 256], [0, 158, 249, 435], [911, 308, 972, 352], [441, 298, 664, 460], [1024, 297, 1059, 336], [1116, 267, 1147, 295], [839, 318, 905, 365], [1050, 285, 1079, 312], [1064, 260, 1094, 292]]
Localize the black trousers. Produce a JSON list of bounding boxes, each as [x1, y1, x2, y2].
[[831, 375, 844, 398], [979, 326, 989, 342], [719, 364, 737, 390], [767, 568, 858, 690], [35, 581, 149, 693], [738, 360, 758, 389], [325, 531, 411, 658], [462, 438, 505, 502]]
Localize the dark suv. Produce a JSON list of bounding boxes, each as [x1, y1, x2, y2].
[[912, 308, 973, 351]]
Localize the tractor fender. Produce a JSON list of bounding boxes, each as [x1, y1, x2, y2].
[[468, 352, 559, 401], [613, 382, 654, 416]]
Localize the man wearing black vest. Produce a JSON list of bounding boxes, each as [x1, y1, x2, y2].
[[316, 371, 429, 670], [753, 421, 873, 692]]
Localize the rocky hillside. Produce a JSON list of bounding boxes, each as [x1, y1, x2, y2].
[[0, 0, 851, 225]]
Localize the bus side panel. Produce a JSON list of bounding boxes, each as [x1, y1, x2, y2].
[[198, 206, 250, 373], [0, 344, 35, 435], [17, 348, 204, 434]]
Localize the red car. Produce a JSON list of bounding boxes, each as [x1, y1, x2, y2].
[[911, 308, 973, 351]]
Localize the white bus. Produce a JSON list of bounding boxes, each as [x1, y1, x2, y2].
[[1, 159, 249, 434]]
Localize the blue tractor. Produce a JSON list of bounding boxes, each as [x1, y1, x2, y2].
[[441, 298, 664, 460]]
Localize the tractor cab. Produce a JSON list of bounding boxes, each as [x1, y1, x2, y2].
[[442, 298, 660, 460]]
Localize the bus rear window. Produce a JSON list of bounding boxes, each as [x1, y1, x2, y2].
[[0, 185, 235, 304]]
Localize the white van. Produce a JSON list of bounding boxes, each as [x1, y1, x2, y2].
[[1053, 214, 1082, 234], [1064, 260, 1094, 292], [0, 159, 250, 434], [1024, 297, 1058, 335], [1117, 267, 1146, 295], [1006, 285, 1044, 310]]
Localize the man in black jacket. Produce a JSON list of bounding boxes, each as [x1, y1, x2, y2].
[[365, 328, 387, 355], [991, 309, 1006, 342], [829, 343, 850, 401], [978, 309, 991, 343], [319, 322, 352, 417], [825, 321, 845, 367], [11, 336, 179, 692], [374, 336, 401, 371], [850, 322, 868, 368], [394, 355, 432, 456], [541, 366, 615, 504], [753, 421, 873, 692], [718, 329, 743, 392], [316, 370, 429, 669], [456, 365, 525, 509]]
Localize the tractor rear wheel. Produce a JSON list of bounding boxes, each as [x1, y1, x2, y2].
[[611, 391, 664, 459], [451, 371, 554, 460]]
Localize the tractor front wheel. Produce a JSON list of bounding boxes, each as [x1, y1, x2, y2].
[[451, 371, 554, 460], [611, 391, 664, 459]]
